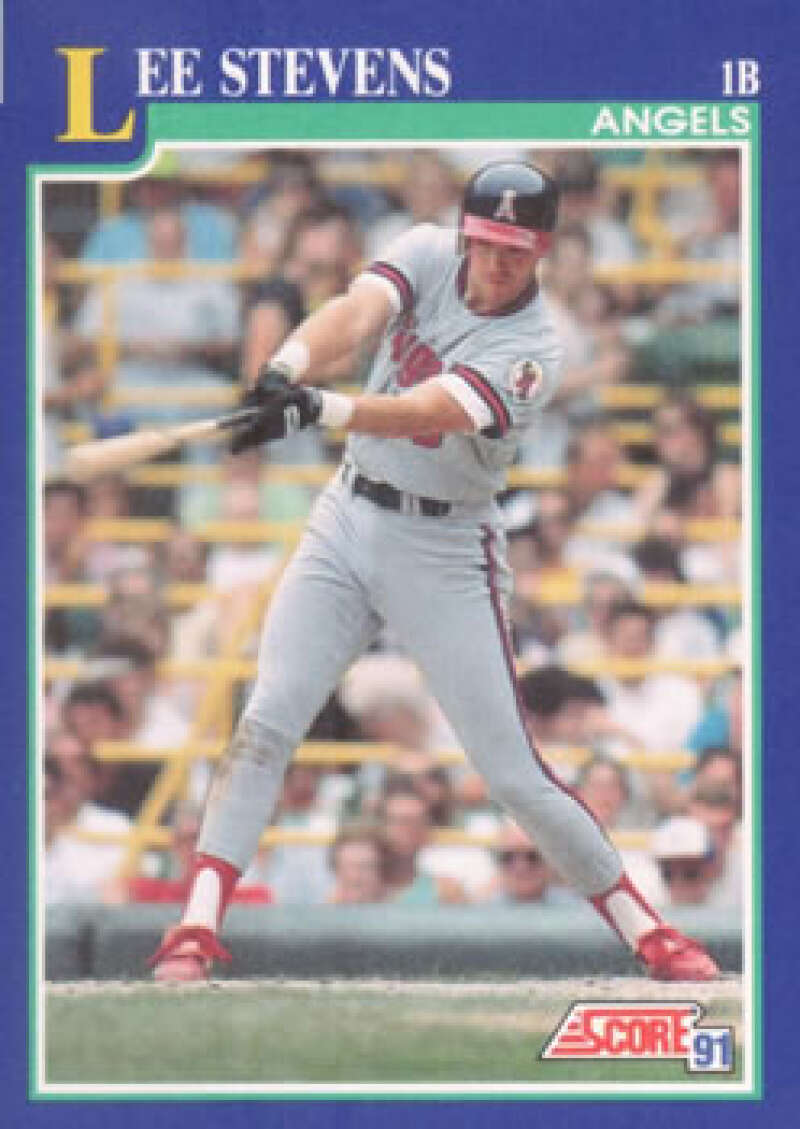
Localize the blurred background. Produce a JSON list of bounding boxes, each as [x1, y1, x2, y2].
[[40, 145, 746, 977]]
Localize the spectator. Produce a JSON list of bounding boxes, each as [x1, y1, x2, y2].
[[60, 680, 137, 814], [651, 816, 718, 907], [600, 599, 703, 817], [659, 150, 740, 324], [561, 424, 640, 582], [340, 654, 436, 753], [44, 734, 134, 905], [689, 671, 743, 759], [73, 207, 240, 429], [84, 636, 192, 815], [327, 825, 389, 905], [162, 529, 218, 656], [379, 779, 466, 905], [44, 480, 103, 652], [365, 152, 459, 258], [394, 755, 455, 828], [601, 600, 703, 754], [633, 395, 740, 523], [482, 819, 581, 906], [240, 156, 323, 270], [519, 664, 638, 782], [62, 681, 125, 746], [576, 755, 662, 900], [508, 489, 576, 656], [283, 203, 363, 313], [650, 504, 741, 588], [692, 748, 742, 813], [125, 805, 272, 905], [566, 424, 634, 526], [205, 477, 285, 592], [100, 573, 170, 661], [557, 570, 633, 663], [81, 166, 237, 264], [42, 237, 107, 472], [95, 635, 189, 746], [519, 665, 599, 748], [632, 535, 721, 660], [180, 445, 312, 527], [393, 753, 497, 899], [82, 477, 153, 583], [554, 152, 640, 266], [687, 782, 741, 909], [253, 763, 336, 905], [239, 275, 307, 414], [158, 529, 224, 721], [575, 754, 634, 829], [44, 480, 88, 583], [521, 224, 630, 468]]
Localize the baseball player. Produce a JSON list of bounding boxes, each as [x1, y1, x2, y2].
[[149, 162, 718, 981]]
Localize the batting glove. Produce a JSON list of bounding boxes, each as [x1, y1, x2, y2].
[[230, 365, 322, 453]]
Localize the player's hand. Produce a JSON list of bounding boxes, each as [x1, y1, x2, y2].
[[230, 365, 322, 453]]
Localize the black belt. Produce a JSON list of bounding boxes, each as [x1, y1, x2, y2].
[[349, 471, 452, 517]]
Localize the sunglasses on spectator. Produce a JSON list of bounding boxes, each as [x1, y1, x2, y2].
[[659, 860, 708, 882], [497, 849, 544, 866]]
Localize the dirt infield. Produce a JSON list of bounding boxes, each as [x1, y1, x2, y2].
[[47, 973, 744, 1001]]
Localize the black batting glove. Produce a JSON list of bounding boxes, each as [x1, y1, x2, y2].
[[230, 366, 322, 454]]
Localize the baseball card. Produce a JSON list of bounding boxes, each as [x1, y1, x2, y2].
[[2, 1, 796, 1125]]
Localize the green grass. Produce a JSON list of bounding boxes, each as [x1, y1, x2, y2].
[[44, 981, 743, 1088]]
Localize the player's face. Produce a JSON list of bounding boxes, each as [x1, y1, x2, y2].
[[465, 238, 539, 313]]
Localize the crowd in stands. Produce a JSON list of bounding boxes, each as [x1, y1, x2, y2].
[[41, 147, 745, 920]]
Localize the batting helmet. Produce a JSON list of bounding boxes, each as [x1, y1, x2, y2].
[[460, 161, 559, 255]]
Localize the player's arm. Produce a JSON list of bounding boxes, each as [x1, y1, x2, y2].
[[231, 372, 482, 452], [260, 279, 396, 386], [346, 381, 475, 437]]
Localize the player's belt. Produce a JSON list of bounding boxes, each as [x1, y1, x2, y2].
[[342, 464, 451, 517]]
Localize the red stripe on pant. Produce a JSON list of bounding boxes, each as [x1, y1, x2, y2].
[[479, 524, 617, 845], [590, 873, 662, 944]]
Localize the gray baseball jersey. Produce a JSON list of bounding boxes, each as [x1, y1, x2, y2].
[[196, 223, 625, 907], [347, 224, 564, 502]]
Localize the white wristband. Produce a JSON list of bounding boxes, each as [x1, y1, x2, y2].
[[318, 390, 355, 429], [271, 339, 310, 382]]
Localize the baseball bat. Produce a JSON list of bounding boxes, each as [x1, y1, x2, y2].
[[63, 407, 262, 481]]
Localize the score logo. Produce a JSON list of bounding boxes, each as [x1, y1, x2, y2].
[[541, 1002, 734, 1073]]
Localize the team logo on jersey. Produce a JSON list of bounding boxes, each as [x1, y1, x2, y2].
[[508, 359, 543, 401], [494, 188, 518, 223]]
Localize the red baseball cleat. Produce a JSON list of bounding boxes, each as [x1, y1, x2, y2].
[[637, 925, 719, 981], [147, 924, 232, 982]]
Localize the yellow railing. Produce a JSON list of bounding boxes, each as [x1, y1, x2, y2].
[[45, 655, 739, 686], [43, 511, 739, 551], [62, 730, 695, 861], [110, 554, 294, 879], [52, 458, 742, 493], [55, 256, 739, 288], [84, 739, 697, 774], [70, 823, 658, 854], [44, 580, 742, 614], [58, 419, 745, 451], [56, 382, 742, 416]]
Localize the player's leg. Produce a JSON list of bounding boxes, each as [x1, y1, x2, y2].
[[150, 492, 380, 978], [381, 521, 717, 980]]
